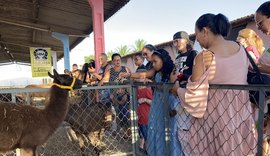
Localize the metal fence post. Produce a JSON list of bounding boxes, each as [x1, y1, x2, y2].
[[26, 93, 31, 105], [257, 89, 266, 156], [129, 83, 139, 156], [11, 93, 16, 103], [163, 84, 170, 156]]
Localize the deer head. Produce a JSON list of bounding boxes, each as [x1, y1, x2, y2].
[[48, 69, 83, 90]]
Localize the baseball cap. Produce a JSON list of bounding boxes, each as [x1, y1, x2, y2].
[[173, 31, 189, 40]]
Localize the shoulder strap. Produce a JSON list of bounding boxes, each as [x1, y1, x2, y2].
[[103, 63, 108, 69], [235, 41, 261, 76]]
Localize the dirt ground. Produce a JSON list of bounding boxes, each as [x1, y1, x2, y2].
[[0, 122, 133, 156]]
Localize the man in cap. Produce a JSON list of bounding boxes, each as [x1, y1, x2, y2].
[[173, 31, 197, 81]]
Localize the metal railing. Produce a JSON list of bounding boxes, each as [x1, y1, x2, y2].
[[0, 83, 269, 156]]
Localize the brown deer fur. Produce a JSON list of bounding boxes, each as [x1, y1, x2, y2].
[[65, 91, 114, 155], [0, 70, 82, 156]]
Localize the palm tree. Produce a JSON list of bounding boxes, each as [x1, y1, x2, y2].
[[132, 39, 147, 52], [84, 54, 94, 63], [106, 50, 114, 60], [115, 45, 132, 56]]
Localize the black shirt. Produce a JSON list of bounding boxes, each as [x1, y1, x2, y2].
[[97, 63, 110, 82], [136, 64, 146, 72], [175, 50, 197, 80], [145, 62, 153, 71]]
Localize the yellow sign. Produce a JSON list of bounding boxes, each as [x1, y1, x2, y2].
[[30, 47, 52, 77]]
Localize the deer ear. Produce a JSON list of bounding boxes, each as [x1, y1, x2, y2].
[[53, 69, 59, 77], [48, 71, 54, 78]]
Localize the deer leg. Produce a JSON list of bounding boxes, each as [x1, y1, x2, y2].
[[20, 148, 35, 156], [88, 131, 103, 155], [75, 133, 89, 155]]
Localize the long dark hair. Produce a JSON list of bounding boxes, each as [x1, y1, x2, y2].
[[152, 49, 174, 82], [196, 13, 231, 37], [256, 1, 270, 17], [81, 63, 89, 83]]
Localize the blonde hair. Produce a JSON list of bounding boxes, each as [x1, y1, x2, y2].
[[238, 28, 264, 55]]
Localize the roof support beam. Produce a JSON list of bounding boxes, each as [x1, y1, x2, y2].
[[88, 0, 105, 70], [52, 32, 70, 71], [32, 0, 40, 43], [0, 40, 62, 50], [0, 17, 50, 32], [0, 17, 88, 37]]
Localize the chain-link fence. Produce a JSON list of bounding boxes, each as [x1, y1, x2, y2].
[[0, 83, 269, 156], [0, 85, 134, 156]]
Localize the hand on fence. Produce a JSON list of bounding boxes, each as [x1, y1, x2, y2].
[[119, 72, 130, 79], [98, 81, 104, 86], [120, 78, 128, 83], [144, 78, 153, 83]]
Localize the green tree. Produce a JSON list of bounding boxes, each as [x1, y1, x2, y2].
[[106, 50, 114, 60], [115, 45, 132, 56], [132, 39, 147, 52], [84, 54, 94, 63]]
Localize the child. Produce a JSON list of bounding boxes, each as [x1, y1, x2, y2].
[[136, 81, 152, 153], [116, 88, 131, 139], [120, 49, 185, 156], [237, 28, 264, 63]]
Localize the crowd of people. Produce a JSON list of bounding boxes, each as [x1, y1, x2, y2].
[[63, 1, 270, 155]]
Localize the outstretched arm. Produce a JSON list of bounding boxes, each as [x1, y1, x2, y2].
[[88, 67, 103, 81], [120, 68, 156, 79], [258, 63, 270, 74]]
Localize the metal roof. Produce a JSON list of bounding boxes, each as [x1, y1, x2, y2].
[[0, 0, 130, 65]]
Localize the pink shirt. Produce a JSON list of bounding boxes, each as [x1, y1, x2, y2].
[[177, 46, 257, 155], [246, 46, 260, 63]]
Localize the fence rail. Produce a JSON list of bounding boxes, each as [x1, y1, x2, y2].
[[0, 83, 269, 156]]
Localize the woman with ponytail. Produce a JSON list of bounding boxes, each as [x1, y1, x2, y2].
[[174, 13, 257, 155], [237, 28, 264, 63]]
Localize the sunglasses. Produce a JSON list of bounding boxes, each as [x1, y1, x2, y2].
[[256, 17, 269, 28], [142, 52, 148, 57]]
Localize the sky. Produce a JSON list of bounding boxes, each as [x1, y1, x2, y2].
[[62, 0, 267, 69], [0, 0, 268, 84]]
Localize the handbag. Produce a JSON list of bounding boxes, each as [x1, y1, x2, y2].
[[245, 48, 270, 104]]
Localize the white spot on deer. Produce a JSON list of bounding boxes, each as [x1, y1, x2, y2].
[[4, 108, 6, 119]]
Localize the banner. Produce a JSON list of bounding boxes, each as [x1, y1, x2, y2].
[[30, 47, 52, 77]]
